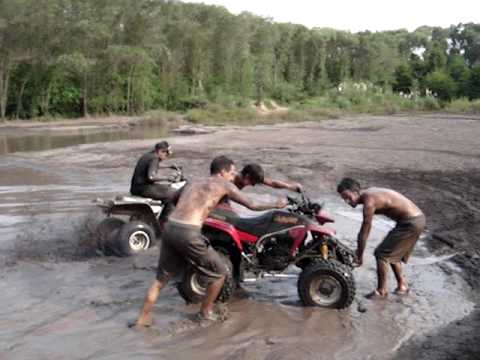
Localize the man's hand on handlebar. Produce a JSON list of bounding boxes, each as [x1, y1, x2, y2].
[[276, 197, 289, 209]]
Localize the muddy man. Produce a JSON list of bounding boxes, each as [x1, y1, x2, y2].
[[130, 156, 287, 327], [337, 178, 426, 299]]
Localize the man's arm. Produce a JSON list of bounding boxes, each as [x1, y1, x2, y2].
[[263, 177, 302, 192], [356, 197, 376, 266], [147, 159, 172, 183], [226, 183, 287, 211]]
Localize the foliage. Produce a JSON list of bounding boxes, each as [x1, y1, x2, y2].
[[424, 70, 457, 101], [445, 98, 480, 113], [1, 0, 480, 120]]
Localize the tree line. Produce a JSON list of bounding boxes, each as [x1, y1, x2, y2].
[[1, 0, 479, 119]]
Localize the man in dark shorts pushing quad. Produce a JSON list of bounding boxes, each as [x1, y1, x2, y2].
[[337, 178, 426, 299], [130, 156, 288, 327]]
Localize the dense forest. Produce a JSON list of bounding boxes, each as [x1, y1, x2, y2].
[[1, 0, 479, 119]]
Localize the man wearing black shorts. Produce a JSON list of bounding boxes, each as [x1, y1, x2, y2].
[[129, 156, 287, 327], [337, 177, 426, 299]]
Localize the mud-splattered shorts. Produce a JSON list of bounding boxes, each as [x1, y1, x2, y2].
[[374, 214, 426, 264], [156, 220, 228, 283]]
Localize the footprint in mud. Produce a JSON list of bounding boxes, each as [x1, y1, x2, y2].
[[119, 279, 144, 290], [357, 300, 368, 313], [132, 304, 231, 338]]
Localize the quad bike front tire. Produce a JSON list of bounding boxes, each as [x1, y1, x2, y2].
[[107, 221, 155, 257], [95, 217, 126, 255], [297, 260, 355, 309], [177, 249, 235, 304]]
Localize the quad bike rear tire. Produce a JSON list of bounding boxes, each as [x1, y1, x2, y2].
[[177, 249, 235, 304], [297, 260, 355, 309], [95, 217, 126, 255], [107, 221, 155, 257]]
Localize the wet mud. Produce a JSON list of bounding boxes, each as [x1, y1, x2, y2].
[[1, 113, 479, 359]]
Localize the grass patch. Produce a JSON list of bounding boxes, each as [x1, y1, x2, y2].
[[185, 103, 343, 126], [143, 109, 183, 124], [293, 82, 443, 114], [186, 104, 258, 125], [445, 98, 480, 114]]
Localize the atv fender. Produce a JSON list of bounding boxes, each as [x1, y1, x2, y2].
[[306, 224, 336, 237], [106, 203, 160, 236], [203, 218, 243, 251]]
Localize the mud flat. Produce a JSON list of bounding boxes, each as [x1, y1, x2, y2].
[[0, 113, 479, 359]]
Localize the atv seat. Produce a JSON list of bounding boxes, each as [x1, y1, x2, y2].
[[114, 195, 164, 206], [225, 212, 274, 237]]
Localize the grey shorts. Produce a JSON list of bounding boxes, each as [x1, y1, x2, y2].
[[156, 220, 228, 283], [374, 214, 426, 264]]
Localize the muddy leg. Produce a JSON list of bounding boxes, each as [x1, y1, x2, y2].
[[391, 262, 409, 294], [201, 275, 225, 318], [376, 258, 389, 296], [130, 279, 166, 328]]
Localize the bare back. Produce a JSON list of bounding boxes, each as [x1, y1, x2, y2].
[[169, 177, 231, 226], [360, 187, 423, 222], [169, 176, 284, 226]]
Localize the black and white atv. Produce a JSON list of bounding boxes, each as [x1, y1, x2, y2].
[[94, 168, 186, 257]]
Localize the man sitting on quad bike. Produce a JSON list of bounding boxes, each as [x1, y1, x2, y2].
[[130, 141, 180, 224], [129, 156, 287, 327]]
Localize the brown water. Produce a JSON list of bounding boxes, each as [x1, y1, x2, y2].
[[0, 121, 170, 155], [0, 121, 476, 359]]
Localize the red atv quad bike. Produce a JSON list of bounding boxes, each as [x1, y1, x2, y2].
[[177, 192, 357, 309]]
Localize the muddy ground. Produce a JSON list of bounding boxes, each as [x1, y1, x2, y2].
[[0, 113, 479, 359]]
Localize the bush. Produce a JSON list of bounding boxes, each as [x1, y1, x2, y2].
[[424, 71, 457, 101], [272, 82, 303, 103], [185, 104, 256, 125], [419, 96, 441, 111], [445, 98, 480, 114]]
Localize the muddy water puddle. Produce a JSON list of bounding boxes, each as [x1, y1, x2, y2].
[[0, 121, 170, 155], [0, 126, 477, 359], [0, 188, 475, 359]]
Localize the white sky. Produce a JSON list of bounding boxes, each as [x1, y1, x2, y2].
[[185, 0, 480, 32]]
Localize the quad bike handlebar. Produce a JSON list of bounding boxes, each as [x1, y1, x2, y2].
[[287, 191, 324, 215], [168, 164, 186, 183]]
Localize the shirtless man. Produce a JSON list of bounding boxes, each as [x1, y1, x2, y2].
[[130, 156, 287, 327], [337, 178, 426, 299]]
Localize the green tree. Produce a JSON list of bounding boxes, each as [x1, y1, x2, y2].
[[57, 52, 94, 117], [393, 64, 414, 93], [448, 54, 471, 97], [425, 70, 456, 101], [466, 65, 480, 99]]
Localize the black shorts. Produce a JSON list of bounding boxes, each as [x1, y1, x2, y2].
[[374, 214, 426, 264], [156, 220, 228, 283], [131, 184, 177, 202]]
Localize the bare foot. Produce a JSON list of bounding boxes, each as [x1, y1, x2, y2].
[[394, 287, 410, 296], [196, 304, 230, 325], [365, 290, 388, 300], [197, 311, 220, 322]]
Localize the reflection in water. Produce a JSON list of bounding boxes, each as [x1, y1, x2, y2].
[[0, 122, 170, 154]]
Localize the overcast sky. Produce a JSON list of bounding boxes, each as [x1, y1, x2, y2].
[[185, 0, 480, 32]]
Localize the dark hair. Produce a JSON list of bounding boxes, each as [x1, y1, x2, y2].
[[210, 156, 234, 175], [155, 141, 170, 153], [337, 177, 361, 193], [241, 163, 265, 185]]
